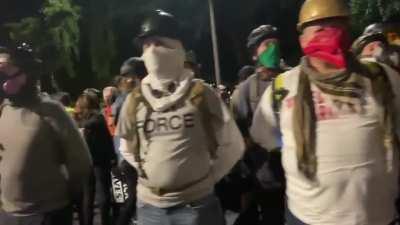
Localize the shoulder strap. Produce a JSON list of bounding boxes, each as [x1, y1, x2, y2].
[[126, 87, 146, 123], [0, 99, 6, 117], [362, 61, 383, 76], [357, 60, 388, 82], [271, 74, 288, 127], [249, 74, 259, 99], [131, 81, 219, 177], [189, 80, 218, 159], [126, 87, 149, 178], [360, 61, 393, 101]]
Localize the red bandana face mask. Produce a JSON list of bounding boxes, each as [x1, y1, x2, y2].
[[302, 27, 350, 68]]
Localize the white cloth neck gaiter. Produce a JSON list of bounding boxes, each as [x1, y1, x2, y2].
[[141, 41, 185, 88], [140, 38, 194, 112]]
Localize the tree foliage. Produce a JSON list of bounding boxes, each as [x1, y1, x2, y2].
[[84, 0, 116, 78], [378, 0, 400, 22], [6, 0, 80, 77], [351, 0, 400, 33], [3, 0, 305, 90]]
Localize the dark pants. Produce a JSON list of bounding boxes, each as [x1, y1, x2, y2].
[[77, 169, 95, 225], [233, 189, 285, 225], [78, 166, 112, 225], [95, 166, 112, 225], [0, 205, 73, 225], [285, 208, 308, 225], [233, 146, 285, 225], [115, 161, 138, 225]]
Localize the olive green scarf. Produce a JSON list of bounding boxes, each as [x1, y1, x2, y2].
[[293, 57, 398, 180]]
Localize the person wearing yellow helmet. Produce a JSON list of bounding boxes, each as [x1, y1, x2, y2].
[[251, 0, 400, 224]]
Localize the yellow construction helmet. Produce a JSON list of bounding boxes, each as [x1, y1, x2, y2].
[[298, 0, 350, 31]]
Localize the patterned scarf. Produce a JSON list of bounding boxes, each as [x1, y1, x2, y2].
[[293, 57, 398, 180]]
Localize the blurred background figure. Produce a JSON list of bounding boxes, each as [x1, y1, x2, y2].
[[74, 92, 116, 225], [352, 23, 400, 72], [102, 86, 118, 137], [112, 57, 145, 128], [184, 50, 203, 78], [237, 65, 256, 84], [110, 57, 145, 225], [230, 65, 255, 119], [52, 91, 75, 115], [216, 84, 230, 104]]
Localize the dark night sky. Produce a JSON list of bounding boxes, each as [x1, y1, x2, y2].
[[0, 0, 304, 92]]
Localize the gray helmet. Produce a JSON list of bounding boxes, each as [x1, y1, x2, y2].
[[363, 23, 386, 36], [0, 43, 42, 75], [237, 65, 255, 82], [135, 9, 182, 46], [352, 24, 388, 56], [247, 25, 278, 53]]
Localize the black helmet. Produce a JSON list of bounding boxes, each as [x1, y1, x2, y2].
[[135, 9, 182, 46], [247, 25, 278, 53], [0, 43, 41, 75], [0, 43, 42, 100], [120, 57, 146, 78]]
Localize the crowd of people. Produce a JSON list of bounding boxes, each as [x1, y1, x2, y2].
[[1, 0, 400, 225]]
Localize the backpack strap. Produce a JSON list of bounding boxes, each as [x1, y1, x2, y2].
[[189, 80, 218, 159], [271, 74, 288, 127], [126, 87, 148, 178], [128, 81, 218, 178], [362, 61, 383, 76], [360, 61, 393, 103], [0, 99, 5, 117]]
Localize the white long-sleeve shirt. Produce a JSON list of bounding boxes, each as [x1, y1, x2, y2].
[[117, 80, 245, 208], [251, 62, 400, 225]]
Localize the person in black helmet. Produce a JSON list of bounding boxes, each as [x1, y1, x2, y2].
[[116, 9, 244, 225], [184, 50, 202, 78], [112, 57, 146, 164], [0, 44, 92, 225], [229, 25, 286, 225], [110, 57, 145, 225], [233, 25, 285, 136], [112, 57, 145, 127]]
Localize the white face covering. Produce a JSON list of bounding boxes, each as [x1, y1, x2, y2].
[[141, 38, 185, 84]]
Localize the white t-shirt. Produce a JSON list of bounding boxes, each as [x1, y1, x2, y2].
[[251, 64, 400, 225]]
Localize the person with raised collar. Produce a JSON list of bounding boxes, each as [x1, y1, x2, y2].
[[116, 9, 244, 225]]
